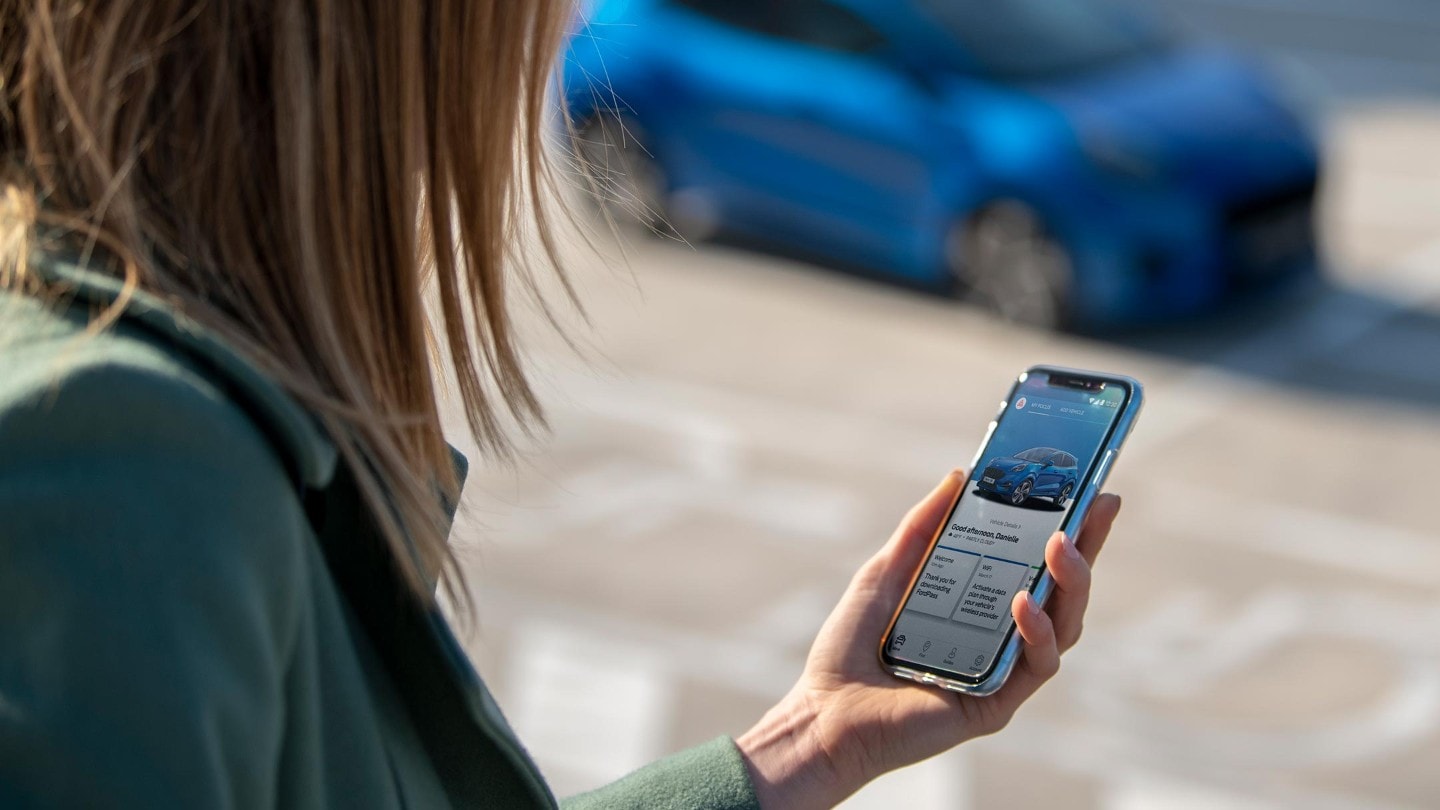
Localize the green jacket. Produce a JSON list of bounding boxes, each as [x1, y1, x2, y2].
[[0, 253, 761, 809]]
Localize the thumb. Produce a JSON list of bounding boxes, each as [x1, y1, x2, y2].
[[875, 469, 965, 597]]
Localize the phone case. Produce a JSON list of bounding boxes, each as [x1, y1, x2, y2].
[[880, 364, 1144, 696]]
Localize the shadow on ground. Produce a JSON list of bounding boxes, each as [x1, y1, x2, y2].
[[1111, 273, 1440, 413], [972, 489, 1068, 512]]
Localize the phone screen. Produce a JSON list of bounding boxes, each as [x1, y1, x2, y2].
[[884, 370, 1130, 681]]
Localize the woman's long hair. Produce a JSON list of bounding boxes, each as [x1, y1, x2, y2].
[[0, 1, 573, 606]]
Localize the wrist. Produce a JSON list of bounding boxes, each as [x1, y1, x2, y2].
[[737, 689, 862, 809]]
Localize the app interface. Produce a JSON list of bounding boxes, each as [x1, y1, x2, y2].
[[887, 372, 1126, 679]]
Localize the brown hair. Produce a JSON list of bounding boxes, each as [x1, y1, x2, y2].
[[0, 1, 574, 605]]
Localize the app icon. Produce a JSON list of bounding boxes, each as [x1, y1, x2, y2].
[[1015, 397, 1027, 410]]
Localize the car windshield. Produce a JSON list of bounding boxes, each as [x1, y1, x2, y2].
[[1014, 448, 1056, 463], [912, 0, 1167, 81]]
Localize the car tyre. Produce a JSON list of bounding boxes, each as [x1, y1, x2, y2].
[[1010, 478, 1033, 506], [1054, 482, 1074, 507], [948, 201, 1073, 330], [572, 113, 672, 236]]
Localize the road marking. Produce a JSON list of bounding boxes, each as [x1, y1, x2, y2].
[[1063, 587, 1440, 769], [504, 618, 673, 795], [842, 747, 968, 810], [1105, 774, 1280, 810], [1163, 483, 1440, 586], [474, 456, 863, 550]]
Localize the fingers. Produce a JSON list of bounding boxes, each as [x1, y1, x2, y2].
[[1041, 494, 1121, 651], [977, 592, 1061, 720], [822, 469, 965, 665], [871, 470, 965, 594], [954, 496, 1124, 726], [1043, 531, 1091, 651], [1011, 591, 1060, 680], [1073, 493, 1122, 566], [884, 469, 965, 556]]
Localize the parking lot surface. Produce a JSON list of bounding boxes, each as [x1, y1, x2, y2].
[[443, 4, 1440, 804]]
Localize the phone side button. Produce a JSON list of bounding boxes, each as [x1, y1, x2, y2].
[[1091, 450, 1116, 490]]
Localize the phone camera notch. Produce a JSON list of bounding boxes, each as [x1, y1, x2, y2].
[[1049, 374, 1105, 391]]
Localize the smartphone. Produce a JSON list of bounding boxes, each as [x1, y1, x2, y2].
[[879, 365, 1143, 696]]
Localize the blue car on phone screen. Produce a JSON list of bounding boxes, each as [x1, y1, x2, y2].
[[563, 0, 1320, 329], [978, 447, 1079, 507]]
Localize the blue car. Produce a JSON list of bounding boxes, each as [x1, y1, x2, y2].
[[977, 447, 1079, 507], [563, 0, 1320, 328]]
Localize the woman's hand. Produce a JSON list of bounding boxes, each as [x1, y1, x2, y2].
[[737, 469, 1122, 808]]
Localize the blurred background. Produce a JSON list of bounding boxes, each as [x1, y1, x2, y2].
[[442, 0, 1440, 806]]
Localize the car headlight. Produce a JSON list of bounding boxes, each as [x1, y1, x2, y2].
[[1011, 464, 1027, 472]]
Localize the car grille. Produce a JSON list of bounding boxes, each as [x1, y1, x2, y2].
[[1224, 176, 1318, 284], [982, 465, 1007, 481]]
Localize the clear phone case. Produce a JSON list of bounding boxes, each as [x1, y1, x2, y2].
[[880, 364, 1144, 696]]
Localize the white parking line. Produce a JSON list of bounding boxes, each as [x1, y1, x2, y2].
[[1163, 483, 1440, 586], [504, 618, 674, 795]]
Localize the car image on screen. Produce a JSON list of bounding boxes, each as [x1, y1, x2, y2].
[[977, 447, 1080, 507]]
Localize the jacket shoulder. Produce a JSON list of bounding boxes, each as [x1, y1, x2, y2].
[[0, 289, 316, 807], [0, 287, 310, 584]]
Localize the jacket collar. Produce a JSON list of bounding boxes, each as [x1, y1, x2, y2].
[[32, 250, 339, 490], [31, 247, 553, 807]]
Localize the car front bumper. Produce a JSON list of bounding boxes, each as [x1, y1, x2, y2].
[[978, 467, 1023, 493], [1065, 169, 1320, 328]]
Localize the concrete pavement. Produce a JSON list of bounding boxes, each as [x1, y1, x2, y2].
[[438, 98, 1440, 809]]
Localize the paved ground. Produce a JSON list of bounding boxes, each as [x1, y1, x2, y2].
[[440, 5, 1440, 807]]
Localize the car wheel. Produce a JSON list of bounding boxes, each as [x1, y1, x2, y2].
[[572, 113, 671, 236], [1010, 478, 1033, 506], [1054, 482, 1074, 507], [947, 201, 1073, 330]]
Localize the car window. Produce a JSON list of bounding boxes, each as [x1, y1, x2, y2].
[[1063, 453, 1076, 467], [671, 0, 783, 37], [1015, 448, 1050, 463], [671, 0, 884, 54], [911, 0, 1169, 80], [782, 0, 885, 53]]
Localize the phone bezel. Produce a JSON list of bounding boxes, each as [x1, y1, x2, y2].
[[878, 365, 1141, 692]]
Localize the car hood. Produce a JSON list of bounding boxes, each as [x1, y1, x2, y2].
[[1025, 46, 1316, 199], [986, 456, 1032, 470]]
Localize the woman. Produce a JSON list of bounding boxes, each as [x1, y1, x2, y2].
[[0, 2, 1121, 807]]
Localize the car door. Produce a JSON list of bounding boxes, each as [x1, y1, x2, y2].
[[1035, 451, 1065, 495], [643, 1, 795, 206], [658, 0, 949, 271], [1059, 452, 1078, 493]]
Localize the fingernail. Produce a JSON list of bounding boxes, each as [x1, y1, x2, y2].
[[1061, 532, 1082, 560]]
